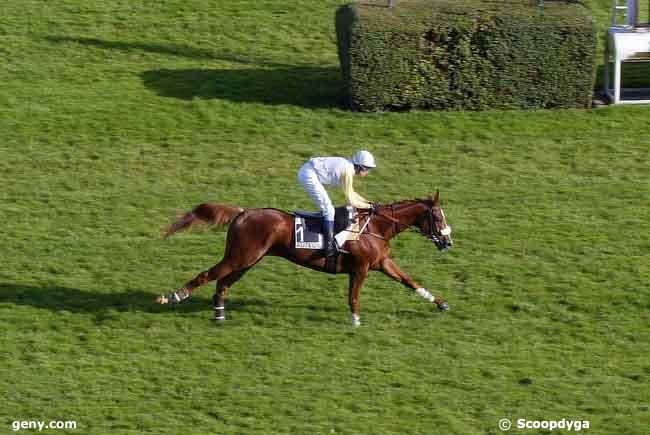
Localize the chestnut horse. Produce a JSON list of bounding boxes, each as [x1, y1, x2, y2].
[[157, 192, 453, 326]]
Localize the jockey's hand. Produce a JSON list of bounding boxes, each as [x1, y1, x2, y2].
[[370, 202, 379, 212]]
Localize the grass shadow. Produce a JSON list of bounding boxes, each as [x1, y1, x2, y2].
[[0, 282, 209, 314], [0, 282, 439, 324], [45, 35, 292, 67], [140, 67, 344, 108]]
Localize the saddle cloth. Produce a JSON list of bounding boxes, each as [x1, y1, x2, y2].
[[294, 206, 361, 250]]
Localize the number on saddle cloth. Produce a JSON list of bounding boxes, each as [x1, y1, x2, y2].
[[293, 206, 358, 250]]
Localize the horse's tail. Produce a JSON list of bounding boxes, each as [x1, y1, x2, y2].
[[161, 203, 245, 238]]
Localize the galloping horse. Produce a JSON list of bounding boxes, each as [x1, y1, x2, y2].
[[157, 191, 453, 326]]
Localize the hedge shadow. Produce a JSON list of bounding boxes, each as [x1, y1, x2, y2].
[[141, 67, 343, 108]]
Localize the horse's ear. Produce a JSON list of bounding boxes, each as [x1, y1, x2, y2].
[[433, 190, 440, 205]]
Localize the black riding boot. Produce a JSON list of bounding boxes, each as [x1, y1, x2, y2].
[[323, 220, 337, 257]]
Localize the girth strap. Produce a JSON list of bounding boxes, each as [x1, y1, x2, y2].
[[325, 254, 338, 274]]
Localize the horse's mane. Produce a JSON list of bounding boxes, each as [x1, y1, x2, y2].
[[374, 198, 430, 209]]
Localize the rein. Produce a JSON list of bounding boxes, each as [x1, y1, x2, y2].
[[359, 203, 435, 241]]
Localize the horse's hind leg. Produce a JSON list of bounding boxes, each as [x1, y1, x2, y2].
[[212, 269, 248, 321], [157, 260, 234, 305], [158, 238, 269, 305], [158, 211, 276, 309]]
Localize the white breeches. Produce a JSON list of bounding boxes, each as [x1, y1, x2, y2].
[[297, 163, 335, 221]]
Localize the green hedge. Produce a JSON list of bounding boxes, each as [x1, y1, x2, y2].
[[335, 0, 597, 111]]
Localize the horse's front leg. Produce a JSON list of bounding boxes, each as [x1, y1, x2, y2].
[[378, 258, 449, 311], [348, 264, 369, 327]]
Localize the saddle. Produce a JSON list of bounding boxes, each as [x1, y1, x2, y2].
[[293, 206, 360, 251]]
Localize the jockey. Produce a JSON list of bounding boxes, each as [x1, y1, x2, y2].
[[297, 150, 376, 256]]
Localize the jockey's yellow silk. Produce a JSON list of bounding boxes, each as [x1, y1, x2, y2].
[[340, 166, 371, 209]]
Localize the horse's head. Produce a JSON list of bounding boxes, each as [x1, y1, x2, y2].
[[413, 191, 453, 251]]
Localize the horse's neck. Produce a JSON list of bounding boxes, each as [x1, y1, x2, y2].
[[393, 201, 426, 226], [374, 202, 425, 239]]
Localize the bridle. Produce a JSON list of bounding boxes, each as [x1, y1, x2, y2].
[[426, 207, 452, 247], [363, 203, 451, 245], [411, 206, 438, 241], [404, 206, 450, 246]]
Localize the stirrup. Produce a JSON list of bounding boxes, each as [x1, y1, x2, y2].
[[323, 245, 338, 257]]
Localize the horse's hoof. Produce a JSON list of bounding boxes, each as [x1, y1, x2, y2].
[[437, 301, 449, 311], [156, 294, 169, 305]]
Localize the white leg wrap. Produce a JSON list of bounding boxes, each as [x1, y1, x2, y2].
[[416, 287, 435, 302], [170, 292, 182, 304], [351, 313, 361, 327]]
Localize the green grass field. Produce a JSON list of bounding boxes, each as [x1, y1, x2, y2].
[[1, 1, 648, 434]]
